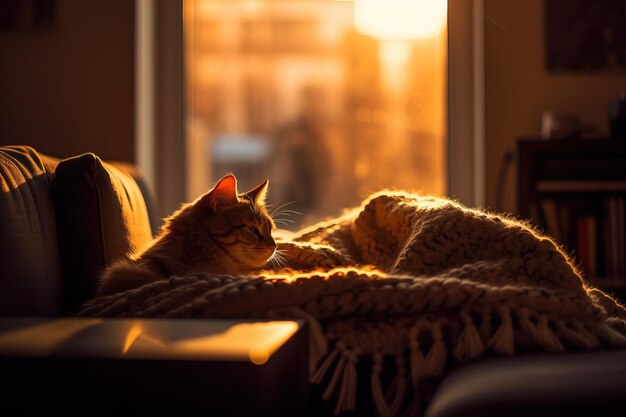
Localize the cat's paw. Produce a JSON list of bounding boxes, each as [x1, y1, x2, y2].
[[313, 246, 354, 268], [275, 241, 354, 270]]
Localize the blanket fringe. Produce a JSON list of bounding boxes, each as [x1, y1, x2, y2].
[[590, 322, 626, 347], [335, 348, 358, 414], [536, 315, 564, 351], [371, 353, 393, 417], [282, 306, 329, 376], [556, 320, 596, 349], [312, 342, 340, 384], [323, 351, 346, 401], [385, 356, 407, 416], [488, 306, 515, 355], [575, 322, 601, 348], [408, 326, 425, 385], [453, 310, 485, 360], [313, 340, 360, 415], [421, 322, 446, 377]]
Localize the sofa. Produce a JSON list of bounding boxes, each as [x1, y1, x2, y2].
[[0, 145, 157, 316], [0, 145, 310, 416], [1, 145, 625, 417]]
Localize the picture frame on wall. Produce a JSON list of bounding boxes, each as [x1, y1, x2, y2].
[[545, 0, 626, 72]]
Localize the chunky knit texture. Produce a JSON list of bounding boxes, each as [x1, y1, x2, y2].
[[81, 192, 626, 416]]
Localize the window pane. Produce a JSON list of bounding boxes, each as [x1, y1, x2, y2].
[[185, 0, 447, 228]]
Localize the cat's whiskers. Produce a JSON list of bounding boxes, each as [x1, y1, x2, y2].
[[269, 201, 296, 218], [267, 250, 288, 270], [266, 256, 278, 269], [274, 209, 303, 216], [273, 214, 297, 221], [274, 219, 295, 227], [267, 200, 304, 231]]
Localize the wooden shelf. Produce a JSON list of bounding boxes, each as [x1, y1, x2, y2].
[[518, 139, 626, 298], [536, 180, 626, 193], [590, 277, 626, 290]]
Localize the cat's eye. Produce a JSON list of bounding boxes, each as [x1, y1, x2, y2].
[[249, 226, 262, 239]]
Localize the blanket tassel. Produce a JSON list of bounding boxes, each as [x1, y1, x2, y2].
[[453, 310, 485, 360], [536, 315, 564, 351], [409, 326, 425, 385], [556, 320, 597, 349], [590, 322, 626, 347], [385, 356, 407, 416], [335, 348, 359, 415], [371, 352, 393, 417], [312, 342, 341, 384], [323, 352, 347, 401], [488, 306, 515, 355], [421, 322, 446, 377], [575, 322, 600, 348], [284, 306, 328, 377]]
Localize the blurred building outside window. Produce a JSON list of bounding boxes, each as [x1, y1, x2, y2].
[[185, 0, 447, 229]]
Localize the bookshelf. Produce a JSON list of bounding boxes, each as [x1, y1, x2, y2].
[[517, 139, 626, 298]]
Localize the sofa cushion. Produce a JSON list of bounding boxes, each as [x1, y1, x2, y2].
[[52, 153, 154, 312], [424, 350, 626, 417], [0, 146, 63, 316]]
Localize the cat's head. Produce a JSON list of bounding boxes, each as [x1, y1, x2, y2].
[[168, 174, 277, 272]]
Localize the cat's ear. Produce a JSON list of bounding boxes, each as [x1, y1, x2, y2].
[[244, 178, 269, 206], [204, 174, 239, 211]]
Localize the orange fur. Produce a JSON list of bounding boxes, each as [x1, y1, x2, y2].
[[97, 175, 277, 296]]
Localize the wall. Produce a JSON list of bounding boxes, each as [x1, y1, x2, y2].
[[0, 0, 135, 161], [484, 0, 626, 215]]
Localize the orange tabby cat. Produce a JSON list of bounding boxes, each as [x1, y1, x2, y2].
[[97, 174, 277, 296]]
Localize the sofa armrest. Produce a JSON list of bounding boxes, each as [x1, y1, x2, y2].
[[425, 350, 626, 417]]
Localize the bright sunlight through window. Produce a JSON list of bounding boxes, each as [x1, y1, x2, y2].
[[185, 0, 447, 229], [354, 0, 447, 40]]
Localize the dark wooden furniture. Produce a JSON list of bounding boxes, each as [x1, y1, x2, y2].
[[517, 139, 626, 298], [0, 318, 309, 417]]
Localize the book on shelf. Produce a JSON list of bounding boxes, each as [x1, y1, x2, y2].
[[537, 195, 625, 287], [602, 196, 625, 282], [576, 216, 597, 278]]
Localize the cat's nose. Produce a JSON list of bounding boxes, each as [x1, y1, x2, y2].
[[267, 237, 277, 249]]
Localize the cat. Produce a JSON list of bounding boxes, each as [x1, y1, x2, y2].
[[97, 174, 278, 296]]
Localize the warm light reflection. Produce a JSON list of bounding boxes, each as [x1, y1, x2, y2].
[[118, 321, 299, 363], [0, 319, 102, 356], [122, 324, 143, 354], [121, 324, 165, 355], [354, 0, 447, 40], [171, 321, 299, 364]]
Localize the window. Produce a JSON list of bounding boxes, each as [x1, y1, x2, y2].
[[185, 0, 448, 228]]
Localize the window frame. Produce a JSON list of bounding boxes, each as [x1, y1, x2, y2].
[[135, 0, 486, 215]]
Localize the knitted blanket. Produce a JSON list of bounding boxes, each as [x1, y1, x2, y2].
[[80, 192, 626, 416]]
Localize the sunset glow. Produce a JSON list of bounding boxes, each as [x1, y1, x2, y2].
[[354, 0, 447, 40], [185, 0, 447, 227]]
